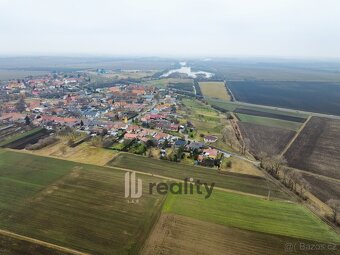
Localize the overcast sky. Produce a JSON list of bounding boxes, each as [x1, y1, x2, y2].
[[1, 0, 340, 58]]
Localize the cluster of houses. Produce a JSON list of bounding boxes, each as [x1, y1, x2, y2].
[[0, 72, 230, 168]]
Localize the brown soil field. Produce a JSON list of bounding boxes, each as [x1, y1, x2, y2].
[[302, 173, 340, 202], [284, 117, 340, 179], [141, 214, 339, 255], [238, 122, 295, 157], [0, 234, 69, 255]]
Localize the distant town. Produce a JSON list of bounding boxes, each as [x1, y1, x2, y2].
[[0, 68, 232, 169]]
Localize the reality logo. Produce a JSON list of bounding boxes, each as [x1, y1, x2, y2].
[[125, 172, 142, 203]]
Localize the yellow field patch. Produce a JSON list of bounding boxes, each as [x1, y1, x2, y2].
[[221, 157, 264, 177], [199, 82, 230, 100], [26, 138, 118, 166]]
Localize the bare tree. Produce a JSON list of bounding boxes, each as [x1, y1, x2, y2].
[[327, 199, 340, 223], [281, 168, 290, 186], [258, 151, 268, 166], [240, 138, 250, 155], [244, 138, 251, 153], [298, 178, 311, 199], [15, 96, 26, 113], [222, 127, 236, 149], [290, 171, 302, 193], [271, 155, 287, 176]]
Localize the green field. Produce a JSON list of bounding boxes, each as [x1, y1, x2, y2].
[[181, 98, 221, 122], [180, 98, 237, 151], [163, 190, 340, 244], [0, 127, 44, 147], [207, 98, 308, 118], [108, 153, 290, 199], [236, 113, 302, 131], [144, 78, 193, 88], [0, 234, 67, 255], [0, 149, 164, 255], [0, 69, 49, 81], [199, 81, 230, 100]]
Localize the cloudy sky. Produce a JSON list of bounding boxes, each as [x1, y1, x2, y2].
[[1, 0, 339, 58]]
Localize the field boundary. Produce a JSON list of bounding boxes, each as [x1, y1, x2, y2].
[[108, 165, 270, 200], [280, 115, 312, 156], [286, 166, 340, 183], [0, 229, 91, 255], [258, 167, 340, 237], [5, 148, 272, 200]]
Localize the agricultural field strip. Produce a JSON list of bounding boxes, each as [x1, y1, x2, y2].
[[286, 166, 340, 183], [234, 108, 307, 122], [209, 98, 340, 120], [198, 81, 229, 100], [236, 113, 302, 131], [228, 81, 340, 116], [9, 148, 270, 199], [0, 229, 89, 255], [109, 153, 290, 199], [0, 149, 165, 254], [108, 165, 268, 199], [0, 127, 44, 147], [9, 150, 339, 237], [280, 116, 312, 157], [259, 162, 340, 237], [162, 190, 340, 244], [232, 101, 340, 119]]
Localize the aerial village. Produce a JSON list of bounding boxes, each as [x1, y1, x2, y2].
[[0, 71, 232, 169]]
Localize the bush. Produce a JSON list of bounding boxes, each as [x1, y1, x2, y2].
[[67, 138, 75, 147], [26, 136, 59, 150], [102, 137, 116, 148]]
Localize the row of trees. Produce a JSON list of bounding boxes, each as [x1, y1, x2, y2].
[[260, 153, 311, 199], [221, 126, 250, 155], [259, 152, 340, 224]]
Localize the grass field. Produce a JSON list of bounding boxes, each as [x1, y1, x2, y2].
[[144, 78, 193, 88], [0, 149, 164, 255], [207, 98, 309, 118], [179, 98, 238, 151], [28, 139, 118, 166], [142, 214, 338, 255], [199, 81, 230, 100], [0, 69, 49, 81], [0, 127, 44, 147], [221, 156, 264, 177], [162, 190, 340, 244], [108, 153, 290, 199], [0, 234, 68, 255], [234, 108, 307, 123], [236, 113, 302, 131]]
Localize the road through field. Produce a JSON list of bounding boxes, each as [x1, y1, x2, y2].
[[280, 115, 312, 157], [6, 148, 278, 202], [0, 229, 91, 255], [108, 165, 270, 200], [223, 100, 340, 120]]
